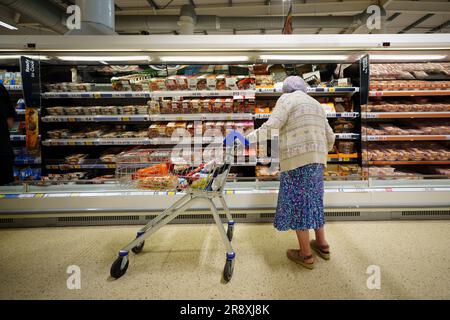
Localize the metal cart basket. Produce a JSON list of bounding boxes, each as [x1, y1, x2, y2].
[[110, 143, 238, 282]]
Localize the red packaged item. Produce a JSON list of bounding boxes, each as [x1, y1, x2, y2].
[[165, 76, 178, 91]]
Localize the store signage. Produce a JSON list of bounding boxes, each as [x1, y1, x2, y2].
[[20, 56, 41, 152]]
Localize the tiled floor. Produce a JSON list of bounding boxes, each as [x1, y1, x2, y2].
[[0, 220, 449, 299]]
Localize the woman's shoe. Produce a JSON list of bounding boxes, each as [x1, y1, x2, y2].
[[286, 249, 315, 269], [310, 240, 330, 260]]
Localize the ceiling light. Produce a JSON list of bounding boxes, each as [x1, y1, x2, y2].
[[0, 55, 49, 60], [370, 54, 447, 61], [57, 56, 152, 61], [160, 56, 249, 62], [260, 55, 349, 61], [0, 21, 18, 30]]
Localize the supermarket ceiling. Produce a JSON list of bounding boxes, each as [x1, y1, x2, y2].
[[0, 0, 449, 35]]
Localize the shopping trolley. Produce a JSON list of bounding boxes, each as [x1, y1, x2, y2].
[[110, 135, 248, 282]]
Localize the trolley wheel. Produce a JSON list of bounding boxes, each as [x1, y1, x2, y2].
[[223, 259, 235, 283], [110, 256, 129, 279], [131, 241, 145, 254], [226, 225, 234, 241]]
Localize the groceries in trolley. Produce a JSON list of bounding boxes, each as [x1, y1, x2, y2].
[[116, 148, 229, 191]]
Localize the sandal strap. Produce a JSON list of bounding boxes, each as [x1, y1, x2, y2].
[[302, 254, 313, 261]]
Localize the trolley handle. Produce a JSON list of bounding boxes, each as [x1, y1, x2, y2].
[[223, 130, 250, 147]]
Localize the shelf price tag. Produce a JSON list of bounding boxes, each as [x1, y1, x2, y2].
[[328, 88, 335, 93], [93, 93, 102, 99]]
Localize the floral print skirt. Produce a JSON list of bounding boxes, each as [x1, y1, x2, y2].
[[274, 163, 325, 231]]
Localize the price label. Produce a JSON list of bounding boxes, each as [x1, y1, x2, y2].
[[68, 118, 76, 122], [85, 141, 93, 145], [327, 112, 337, 118], [362, 113, 377, 119], [167, 191, 175, 196], [122, 117, 129, 121], [176, 117, 183, 121], [328, 87, 335, 93], [68, 141, 76, 145]]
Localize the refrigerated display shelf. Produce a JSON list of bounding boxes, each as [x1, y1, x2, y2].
[[255, 112, 359, 119], [362, 112, 450, 119], [335, 133, 360, 140], [42, 115, 150, 122], [41, 90, 256, 99], [365, 161, 450, 165], [369, 90, 450, 97], [256, 87, 359, 96], [149, 113, 254, 121], [42, 138, 150, 146], [364, 135, 450, 141], [5, 85, 22, 91], [41, 91, 152, 99], [10, 134, 26, 141], [14, 158, 41, 165], [151, 90, 255, 98], [148, 137, 225, 145], [46, 163, 116, 170]]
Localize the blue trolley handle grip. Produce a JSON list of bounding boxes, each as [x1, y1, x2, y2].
[[223, 130, 250, 147]]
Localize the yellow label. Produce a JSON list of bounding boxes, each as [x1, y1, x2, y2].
[[0, 194, 5, 199], [68, 141, 75, 145], [226, 190, 234, 195], [122, 117, 129, 121], [34, 193, 44, 198], [68, 118, 75, 122], [176, 117, 183, 121], [168, 191, 175, 196], [94, 93, 101, 98], [85, 141, 93, 145], [329, 87, 335, 92]]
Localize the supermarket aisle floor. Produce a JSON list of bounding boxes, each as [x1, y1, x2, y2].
[[0, 220, 449, 299]]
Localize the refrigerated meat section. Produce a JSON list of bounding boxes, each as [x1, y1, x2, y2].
[[0, 35, 449, 224]]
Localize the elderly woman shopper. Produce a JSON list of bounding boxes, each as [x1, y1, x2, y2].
[[248, 76, 335, 269]]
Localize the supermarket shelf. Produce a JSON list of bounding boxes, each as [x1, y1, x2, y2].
[[369, 90, 450, 97], [255, 112, 359, 119], [42, 115, 149, 122], [148, 137, 224, 145], [366, 161, 450, 165], [14, 158, 41, 165], [41, 91, 152, 99], [256, 87, 359, 96], [10, 134, 26, 141], [362, 112, 450, 119], [151, 90, 255, 98], [335, 133, 360, 140], [41, 90, 256, 99], [149, 113, 253, 121], [46, 163, 116, 170], [42, 138, 150, 146], [364, 135, 450, 141], [5, 85, 22, 91]]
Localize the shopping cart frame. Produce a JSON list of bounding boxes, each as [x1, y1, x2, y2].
[[110, 136, 247, 282]]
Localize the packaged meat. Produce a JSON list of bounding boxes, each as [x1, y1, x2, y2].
[[211, 99, 223, 113], [47, 107, 65, 115], [201, 99, 212, 113], [206, 75, 217, 90], [223, 98, 234, 113], [160, 100, 171, 114], [138, 176, 179, 190], [170, 100, 182, 114], [225, 76, 238, 90], [111, 77, 132, 91], [196, 75, 208, 90], [165, 76, 178, 91], [48, 129, 70, 139], [190, 99, 202, 113], [85, 130, 104, 138], [181, 100, 191, 114], [149, 78, 166, 91], [187, 76, 198, 91], [216, 75, 227, 90], [65, 154, 88, 164]]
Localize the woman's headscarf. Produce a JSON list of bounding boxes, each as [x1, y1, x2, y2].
[[282, 76, 308, 93]]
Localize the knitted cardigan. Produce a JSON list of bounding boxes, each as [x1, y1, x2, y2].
[[252, 91, 335, 172]]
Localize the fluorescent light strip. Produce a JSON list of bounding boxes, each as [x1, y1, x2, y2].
[[0, 21, 17, 30], [260, 55, 349, 61], [370, 54, 447, 61], [160, 56, 249, 62], [0, 55, 49, 60], [57, 56, 151, 61]]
